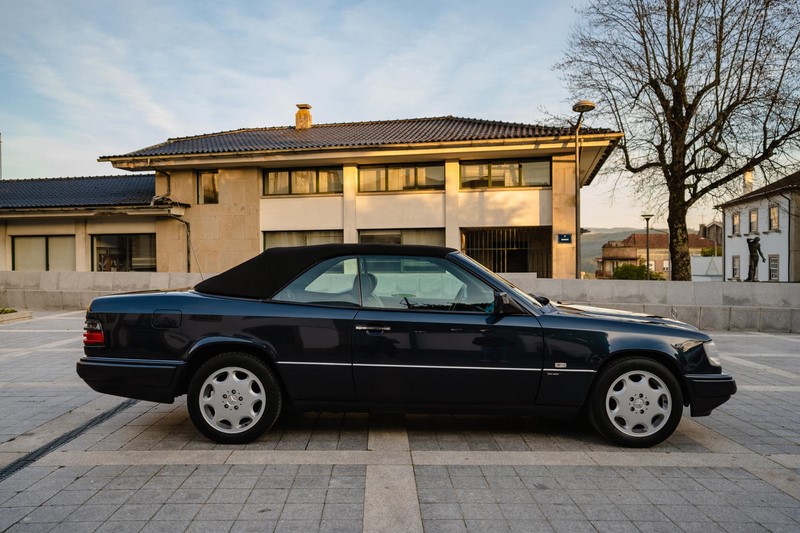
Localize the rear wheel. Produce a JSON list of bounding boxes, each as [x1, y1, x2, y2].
[[589, 357, 682, 447], [187, 352, 282, 444]]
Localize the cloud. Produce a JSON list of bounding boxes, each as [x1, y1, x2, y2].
[[0, 0, 717, 229]]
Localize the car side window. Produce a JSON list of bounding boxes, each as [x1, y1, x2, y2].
[[359, 255, 494, 312], [272, 256, 360, 307]]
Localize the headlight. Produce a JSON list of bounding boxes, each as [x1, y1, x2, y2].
[[703, 340, 722, 367]]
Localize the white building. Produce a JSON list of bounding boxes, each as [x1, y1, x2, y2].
[[719, 171, 800, 282]]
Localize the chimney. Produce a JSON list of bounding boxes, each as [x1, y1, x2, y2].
[[743, 169, 753, 194], [295, 104, 312, 130]]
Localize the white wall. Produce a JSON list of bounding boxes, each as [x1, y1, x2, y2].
[[458, 189, 551, 227], [260, 196, 344, 231], [357, 192, 445, 229], [691, 256, 723, 281]]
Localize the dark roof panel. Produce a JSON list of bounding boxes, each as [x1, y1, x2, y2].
[[104, 116, 617, 158], [194, 243, 457, 300], [0, 174, 155, 209]]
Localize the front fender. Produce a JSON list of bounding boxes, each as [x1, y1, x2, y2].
[[536, 313, 709, 407]]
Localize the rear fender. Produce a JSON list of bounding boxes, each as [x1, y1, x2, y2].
[[176, 336, 280, 396]]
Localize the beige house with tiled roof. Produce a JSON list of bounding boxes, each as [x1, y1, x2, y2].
[[0, 174, 175, 273], [93, 105, 622, 277], [597, 233, 715, 278]]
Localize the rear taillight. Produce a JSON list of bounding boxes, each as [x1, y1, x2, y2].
[[83, 319, 105, 346]]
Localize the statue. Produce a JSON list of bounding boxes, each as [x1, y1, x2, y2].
[[745, 236, 766, 282]]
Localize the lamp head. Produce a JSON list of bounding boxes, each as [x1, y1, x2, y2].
[[572, 100, 596, 113], [641, 214, 654, 222]]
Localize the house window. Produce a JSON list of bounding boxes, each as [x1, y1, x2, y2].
[[263, 230, 344, 250], [460, 159, 550, 189], [768, 255, 779, 281], [92, 234, 156, 272], [263, 168, 343, 195], [769, 205, 779, 230], [662, 260, 670, 271], [12, 236, 76, 271], [359, 229, 445, 246], [749, 209, 758, 233], [197, 171, 219, 204], [358, 164, 444, 192], [731, 255, 740, 279], [731, 212, 740, 234]]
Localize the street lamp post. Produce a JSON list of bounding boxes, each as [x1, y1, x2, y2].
[[642, 214, 654, 280], [572, 100, 595, 279]]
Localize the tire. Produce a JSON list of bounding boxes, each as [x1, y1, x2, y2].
[[187, 352, 282, 444], [588, 357, 683, 448]]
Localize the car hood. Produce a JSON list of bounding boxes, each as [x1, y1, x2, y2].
[[551, 302, 698, 330]]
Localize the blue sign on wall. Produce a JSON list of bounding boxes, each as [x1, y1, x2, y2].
[[557, 233, 572, 244]]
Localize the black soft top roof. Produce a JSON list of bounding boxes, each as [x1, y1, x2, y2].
[[193, 243, 457, 300]]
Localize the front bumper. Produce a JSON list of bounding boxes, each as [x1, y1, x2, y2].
[[77, 357, 184, 403], [684, 373, 737, 416]]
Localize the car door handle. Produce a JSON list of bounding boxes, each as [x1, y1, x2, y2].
[[355, 324, 391, 333]]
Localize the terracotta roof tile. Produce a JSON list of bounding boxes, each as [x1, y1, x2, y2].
[[102, 116, 617, 158], [619, 233, 716, 249]]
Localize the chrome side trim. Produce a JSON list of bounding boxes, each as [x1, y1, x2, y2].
[[353, 363, 541, 372], [278, 361, 351, 367], [543, 368, 596, 373], [80, 357, 183, 367], [275, 361, 596, 373]]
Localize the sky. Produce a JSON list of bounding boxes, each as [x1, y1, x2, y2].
[[0, 0, 721, 230]]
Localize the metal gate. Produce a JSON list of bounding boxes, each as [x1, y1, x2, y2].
[[460, 227, 552, 276]]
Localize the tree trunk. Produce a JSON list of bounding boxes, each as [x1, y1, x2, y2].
[[668, 196, 691, 281]]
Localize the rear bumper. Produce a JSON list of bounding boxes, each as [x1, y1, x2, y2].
[[684, 373, 737, 416], [77, 356, 184, 403]]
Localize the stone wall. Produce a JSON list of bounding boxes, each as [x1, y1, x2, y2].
[[1, 271, 799, 332], [501, 274, 800, 333], [0, 271, 205, 311]]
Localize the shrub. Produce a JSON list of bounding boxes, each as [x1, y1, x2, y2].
[[612, 264, 665, 280]]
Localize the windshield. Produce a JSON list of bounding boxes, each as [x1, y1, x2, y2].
[[452, 252, 545, 309]]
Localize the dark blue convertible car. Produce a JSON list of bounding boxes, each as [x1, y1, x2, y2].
[[77, 244, 735, 447]]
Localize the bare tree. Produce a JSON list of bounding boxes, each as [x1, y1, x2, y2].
[[558, 0, 800, 280]]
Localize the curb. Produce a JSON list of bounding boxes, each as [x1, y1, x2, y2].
[[0, 311, 33, 324]]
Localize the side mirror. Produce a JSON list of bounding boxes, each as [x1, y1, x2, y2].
[[492, 291, 521, 315]]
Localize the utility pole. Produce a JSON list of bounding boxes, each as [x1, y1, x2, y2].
[[642, 214, 654, 280], [572, 100, 596, 279]]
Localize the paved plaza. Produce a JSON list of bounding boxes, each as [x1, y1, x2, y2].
[[0, 312, 799, 532]]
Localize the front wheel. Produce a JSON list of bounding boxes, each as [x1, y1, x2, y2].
[[588, 357, 683, 448], [187, 352, 282, 444]]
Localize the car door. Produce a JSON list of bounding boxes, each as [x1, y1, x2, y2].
[[352, 254, 544, 406], [267, 255, 360, 402]]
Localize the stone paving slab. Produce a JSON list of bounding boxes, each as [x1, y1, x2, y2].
[[0, 316, 798, 532]]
